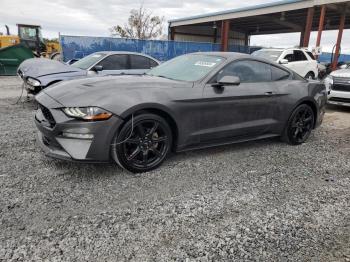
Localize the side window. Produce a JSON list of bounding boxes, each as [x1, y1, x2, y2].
[[216, 60, 272, 83], [271, 66, 290, 81], [283, 53, 295, 62], [294, 50, 307, 61], [150, 59, 159, 68], [97, 55, 128, 70], [130, 55, 154, 69]]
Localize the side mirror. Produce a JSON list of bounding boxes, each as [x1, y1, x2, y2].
[[213, 75, 240, 88], [92, 65, 103, 72], [279, 59, 289, 65]]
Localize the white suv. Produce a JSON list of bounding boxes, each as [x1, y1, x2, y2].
[[252, 48, 318, 79]]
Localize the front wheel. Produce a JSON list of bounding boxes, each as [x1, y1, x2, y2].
[[283, 104, 315, 145], [111, 113, 173, 173]]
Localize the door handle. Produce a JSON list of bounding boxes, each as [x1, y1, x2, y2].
[[264, 91, 275, 96]]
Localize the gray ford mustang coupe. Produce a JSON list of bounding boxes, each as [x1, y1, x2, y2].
[[34, 52, 327, 173]]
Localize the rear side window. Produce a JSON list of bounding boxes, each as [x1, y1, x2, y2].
[[294, 50, 307, 61], [98, 55, 128, 70], [306, 51, 315, 60], [130, 55, 156, 69], [217, 60, 272, 83], [271, 66, 290, 81], [283, 50, 307, 62]]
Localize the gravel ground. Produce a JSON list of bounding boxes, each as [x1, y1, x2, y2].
[[0, 76, 349, 261]]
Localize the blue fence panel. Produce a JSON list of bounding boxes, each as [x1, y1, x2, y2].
[[60, 35, 350, 63], [61, 35, 232, 62]]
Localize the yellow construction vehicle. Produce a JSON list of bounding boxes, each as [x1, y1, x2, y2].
[[0, 24, 62, 75], [0, 24, 61, 59]]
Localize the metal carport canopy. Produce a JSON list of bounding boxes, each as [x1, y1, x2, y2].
[[168, 0, 349, 31]]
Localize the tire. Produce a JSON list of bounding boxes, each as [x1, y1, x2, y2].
[[111, 113, 173, 173], [305, 72, 314, 80], [283, 104, 315, 145]]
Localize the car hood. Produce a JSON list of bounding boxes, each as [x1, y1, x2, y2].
[[330, 69, 350, 78], [18, 58, 86, 78], [39, 75, 193, 108]]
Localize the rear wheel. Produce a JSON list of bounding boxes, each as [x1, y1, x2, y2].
[[283, 104, 315, 145], [111, 113, 172, 173]]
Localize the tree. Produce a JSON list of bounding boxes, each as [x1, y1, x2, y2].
[[110, 5, 165, 40]]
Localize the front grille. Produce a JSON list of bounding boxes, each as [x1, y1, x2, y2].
[[39, 104, 56, 127], [329, 97, 350, 103], [333, 77, 350, 92], [332, 84, 350, 92]]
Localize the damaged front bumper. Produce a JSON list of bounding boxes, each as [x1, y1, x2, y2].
[[34, 92, 124, 162]]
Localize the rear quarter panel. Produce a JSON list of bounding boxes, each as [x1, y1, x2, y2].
[[277, 79, 326, 130]]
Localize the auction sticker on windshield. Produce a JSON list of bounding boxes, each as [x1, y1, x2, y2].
[[194, 61, 218, 67]]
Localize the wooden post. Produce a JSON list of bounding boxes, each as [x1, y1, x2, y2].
[[332, 13, 346, 71], [302, 7, 314, 47], [221, 20, 230, 51]]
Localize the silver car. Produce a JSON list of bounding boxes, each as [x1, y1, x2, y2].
[[17, 51, 159, 94]]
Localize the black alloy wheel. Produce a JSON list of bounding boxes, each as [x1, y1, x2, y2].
[[284, 104, 315, 145], [112, 113, 172, 173]]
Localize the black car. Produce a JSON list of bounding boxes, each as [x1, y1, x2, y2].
[[34, 52, 327, 173]]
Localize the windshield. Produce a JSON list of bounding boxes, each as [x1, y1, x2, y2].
[[71, 53, 106, 70], [252, 50, 283, 62], [147, 54, 225, 82]]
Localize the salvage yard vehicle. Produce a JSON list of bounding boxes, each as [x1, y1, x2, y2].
[[252, 48, 319, 79], [324, 63, 350, 107], [17, 51, 159, 94], [34, 52, 327, 173]]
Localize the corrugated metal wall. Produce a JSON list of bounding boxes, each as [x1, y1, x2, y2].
[[60, 35, 350, 63]]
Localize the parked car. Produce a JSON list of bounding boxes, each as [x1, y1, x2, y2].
[[324, 63, 350, 107], [34, 52, 327, 173], [17, 51, 159, 94], [252, 48, 319, 79]]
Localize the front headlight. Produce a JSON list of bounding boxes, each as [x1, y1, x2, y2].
[[63, 107, 112, 121], [27, 77, 41, 87], [323, 75, 333, 91]]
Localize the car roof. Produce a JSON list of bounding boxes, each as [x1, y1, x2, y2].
[[258, 48, 308, 52], [92, 51, 159, 61], [193, 52, 252, 59]]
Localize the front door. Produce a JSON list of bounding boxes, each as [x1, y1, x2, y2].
[[95, 54, 129, 76], [200, 59, 282, 143]]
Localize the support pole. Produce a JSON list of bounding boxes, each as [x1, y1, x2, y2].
[[221, 20, 230, 52], [244, 33, 250, 46], [302, 7, 314, 47], [299, 28, 305, 47], [315, 5, 326, 59], [332, 12, 346, 71], [316, 5, 326, 48], [169, 27, 175, 41]]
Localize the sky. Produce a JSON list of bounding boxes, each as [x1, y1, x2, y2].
[[1, 0, 349, 53]]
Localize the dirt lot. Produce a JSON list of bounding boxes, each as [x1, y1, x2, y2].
[[0, 76, 349, 261]]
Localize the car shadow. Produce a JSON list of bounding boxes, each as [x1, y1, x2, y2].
[[47, 136, 285, 178], [326, 104, 350, 113]]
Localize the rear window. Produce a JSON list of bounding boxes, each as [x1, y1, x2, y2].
[[251, 50, 283, 62], [306, 51, 316, 60]]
